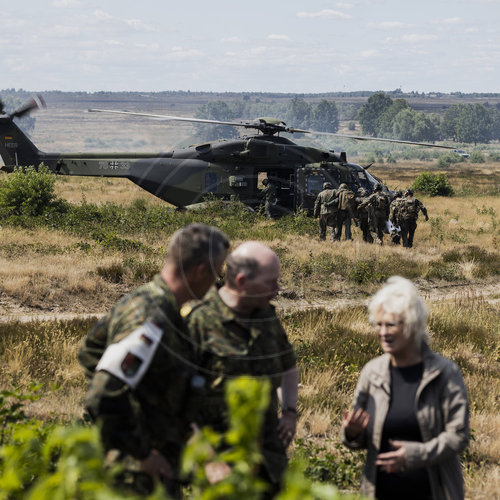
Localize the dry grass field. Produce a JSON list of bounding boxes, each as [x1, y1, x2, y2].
[[0, 158, 499, 498]]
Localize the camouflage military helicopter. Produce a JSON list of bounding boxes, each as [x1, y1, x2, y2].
[[0, 95, 458, 216]]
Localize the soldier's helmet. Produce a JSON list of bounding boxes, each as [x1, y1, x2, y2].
[[374, 183, 383, 192], [339, 183, 348, 190], [394, 190, 403, 198], [405, 188, 414, 196], [323, 181, 332, 189], [262, 178, 269, 186]]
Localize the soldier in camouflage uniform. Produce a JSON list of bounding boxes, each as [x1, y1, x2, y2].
[[335, 183, 356, 241], [78, 224, 229, 497], [389, 190, 403, 245], [313, 181, 338, 240], [358, 183, 390, 245], [399, 188, 429, 248], [260, 177, 278, 218], [355, 188, 374, 243], [186, 242, 298, 497]]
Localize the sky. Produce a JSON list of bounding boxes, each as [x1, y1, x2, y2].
[[2, 0, 500, 94]]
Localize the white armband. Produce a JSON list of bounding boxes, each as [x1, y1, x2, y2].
[[96, 321, 163, 389]]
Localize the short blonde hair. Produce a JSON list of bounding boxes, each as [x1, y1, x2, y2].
[[368, 276, 429, 345]]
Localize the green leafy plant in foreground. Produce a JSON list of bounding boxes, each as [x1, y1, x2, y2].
[[0, 379, 357, 499]]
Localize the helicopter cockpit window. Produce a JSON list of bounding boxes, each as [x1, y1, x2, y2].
[[205, 172, 218, 192], [352, 170, 371, 190], [306, 175, 325, 194]]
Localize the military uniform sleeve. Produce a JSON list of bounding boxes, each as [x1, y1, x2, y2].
[[85, 370, 151, 459], [418, 199, 428, 219], [314, 193, 321, 217], [83, 297, 156, 459]]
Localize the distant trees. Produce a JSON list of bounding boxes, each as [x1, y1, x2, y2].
[[311, 99, 339, 132], [358, 92, 500, 144], [358, 92, 393, 135], [195, 97, 340, 137], [194, 100, 239, 140], [194, 93, 500, 145], [358, 93, 439, 142], [440, 103, 499, 144]]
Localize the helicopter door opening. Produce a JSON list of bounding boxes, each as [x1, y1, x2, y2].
[[269, 169, 294, 215]]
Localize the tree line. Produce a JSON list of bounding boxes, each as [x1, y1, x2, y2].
[[195, 92, 500, 145]]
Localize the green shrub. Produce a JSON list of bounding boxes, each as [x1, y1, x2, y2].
[[469, 151, 485, 163], [411, 171, 454, 196], [437, 152, 462, 168], [0, 165, 62, 217]]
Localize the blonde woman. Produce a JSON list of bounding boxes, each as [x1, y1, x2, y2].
[[341, 276, 469, 500]]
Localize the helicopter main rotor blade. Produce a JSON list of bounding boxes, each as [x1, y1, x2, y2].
[[88, 108, 254, 128], [309, 129, 457, 149], [88, 108, 461, 150], [9, 94, 46, 119]]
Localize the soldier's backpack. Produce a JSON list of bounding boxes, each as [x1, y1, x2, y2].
[[374, 193, 389, 212], [338, 189, 355, 211], [400, 198, 419, 219]]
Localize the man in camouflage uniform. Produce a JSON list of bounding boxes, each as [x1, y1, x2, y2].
[[334, 183, 356, 241], [260, 177, 278, 218], [78, 224, 229, 497], [186, 242, 298, 497], [398, 188, 429, 248], [358, 183, 390, 245], [354, 188, 374, 243], [389, 190, 403, 245], [313, 181, 338, 240]]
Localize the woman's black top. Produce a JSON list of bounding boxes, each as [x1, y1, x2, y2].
[[375, 362, 433, 500]]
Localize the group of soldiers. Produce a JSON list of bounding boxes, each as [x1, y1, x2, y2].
[[314, 182, 428, 247], [78, 224, 298, 498]]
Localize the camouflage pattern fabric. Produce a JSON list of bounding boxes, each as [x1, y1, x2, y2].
[[355, 193, 374, 243], [313, 188, 338, 216], [399, 196, 427, 221], [398, 196, 428, 248], [261, 182, 278, 218], [185, 286, 296, 484], [359, 192, 390, 243], [78, 274, 195, 494], [389, 197, 404, 226], [314, 188, 338, 240]]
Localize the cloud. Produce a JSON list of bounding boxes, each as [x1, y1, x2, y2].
[[401, 33, 438, 42], [93, 10, 156, 32], [162, 46, 204, 61], [336, 2, 354, 9], [220, 37, 243, 44], [267, 34, 291, 41], [296, 9, 352, 19], [51, 0, 81, 7], [368, 21, 413, 29], [50, 24, 81, 37], [360, 49, 380, 58], [431, 17, 461, 25]]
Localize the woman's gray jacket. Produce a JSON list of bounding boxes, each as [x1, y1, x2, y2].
[[341, 343, 469, 500]]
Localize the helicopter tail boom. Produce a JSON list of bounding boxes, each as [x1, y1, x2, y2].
[[0, 115, 42, 170]]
